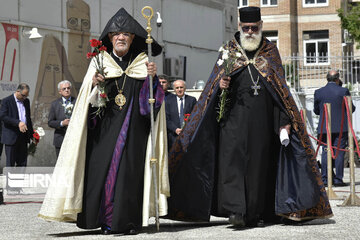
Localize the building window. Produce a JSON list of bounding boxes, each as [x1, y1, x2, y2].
[[303, 30, 329, 65], [261, 0, 278, 7], [238, 0, 248, 8], [263, 31, 279, 47], [303, 0, 328, 7]]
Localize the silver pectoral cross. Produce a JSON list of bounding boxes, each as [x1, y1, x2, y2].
[[251, 84, 261, 95]]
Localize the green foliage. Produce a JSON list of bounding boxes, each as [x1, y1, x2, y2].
[[337, 5, 360, 49], [216, 89, 230, 123], [343, 82, 353, 92]]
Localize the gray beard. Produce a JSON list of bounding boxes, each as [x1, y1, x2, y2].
[[240, 30, 262, 52]]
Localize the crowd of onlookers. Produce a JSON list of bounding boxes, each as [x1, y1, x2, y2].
[[0, 75, 198, 168]]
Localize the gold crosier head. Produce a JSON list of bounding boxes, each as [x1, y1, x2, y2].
[[141, 6, 154, 44]]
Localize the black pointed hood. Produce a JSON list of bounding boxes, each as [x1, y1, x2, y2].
[[99, 8, 162, 56]]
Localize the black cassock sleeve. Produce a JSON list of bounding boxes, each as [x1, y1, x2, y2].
[[273, 103, 291, 135]]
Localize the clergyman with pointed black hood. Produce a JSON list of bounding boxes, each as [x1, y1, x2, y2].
[[38, 8, 169, 235]]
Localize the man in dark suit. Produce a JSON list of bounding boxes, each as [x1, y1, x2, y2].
[[48, 80, 76, 157], [0, 83, 34, 167], [158, 74, 171, 99], [314, 70, 356, 187], [165, 79, 197, 150]]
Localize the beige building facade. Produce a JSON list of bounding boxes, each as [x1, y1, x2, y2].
[[237, 0, 350, 59], [238, 1, 360, 137], [237, 0, 359, 88]]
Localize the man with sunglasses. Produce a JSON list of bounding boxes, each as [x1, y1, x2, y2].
[[168, 6, 332, 229], [48, 80, 76, 157], [0, 83, 33, 167]]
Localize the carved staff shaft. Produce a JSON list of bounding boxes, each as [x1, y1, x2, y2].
[[141, 6, 160, 231]]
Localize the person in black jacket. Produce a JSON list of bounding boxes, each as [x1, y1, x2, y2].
[[48, 80, 76, 157], [314, 70, 356, 187], [165, 79, 197, 150], [0, 84, 34, 166], [158, 74, 171, 99]]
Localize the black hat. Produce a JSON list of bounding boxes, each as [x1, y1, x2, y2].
[[99, 8, 162, 56], [239, 6, 261, 23]]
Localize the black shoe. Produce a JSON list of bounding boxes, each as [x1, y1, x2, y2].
[[229, 213, 246, 227], [334, 182, 348, 187], [124, 228, 138, 235], [246, 218, 265, 228], [101, 225, 111, 235], [281, 217, 308, 226], [256, 219, 265, 228]]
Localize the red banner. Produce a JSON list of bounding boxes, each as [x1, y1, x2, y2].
[[0, 23, 19, 94]]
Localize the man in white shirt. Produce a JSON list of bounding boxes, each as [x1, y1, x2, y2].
[[165, 79, 197, 150], [48, 80, 76, 157]]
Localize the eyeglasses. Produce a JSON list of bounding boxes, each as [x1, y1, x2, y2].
[[17, 91, 28, 98], [109, 32, 131, 38], [61, 87, 71, 91], [241, 25, 260, 33]]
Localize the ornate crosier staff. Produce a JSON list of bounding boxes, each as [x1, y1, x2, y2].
[[141, 6, 160, 231]]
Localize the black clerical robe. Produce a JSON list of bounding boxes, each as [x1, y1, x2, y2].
[[77, 50, 163, 232], [215, 63, 284, 221], [167, 36, 332, 222], [38, 7, 168, 230]]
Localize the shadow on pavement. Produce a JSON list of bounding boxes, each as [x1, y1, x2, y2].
[[47, 220, 229, 237], [227, 217, 336, 231], [45, 218, 335, 236], [143, 220, 229, 234], [282, 218, 336, 226], [48, 229, 101, 237]]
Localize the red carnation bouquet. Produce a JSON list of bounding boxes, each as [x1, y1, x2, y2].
[[182, 114, 191, 129], [87, 39, 108, 115], [28, 127, 45, 156]]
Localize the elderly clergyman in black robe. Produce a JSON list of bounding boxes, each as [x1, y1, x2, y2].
[[38, 8, 169, 235], [167, 6, 332, 227]]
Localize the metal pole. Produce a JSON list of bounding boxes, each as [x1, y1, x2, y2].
[[325, 103, 340, 200], [341, 96, 360, 206], [350, 54, 354, 87], [297, 52, 300, 91], [292, 53, 296, 90], [141, 6, 160, 231]]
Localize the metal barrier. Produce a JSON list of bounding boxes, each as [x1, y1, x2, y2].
[[302, 96, 360, 203], [283, 54, 360, 94], [324, 103, 341, 200], [341, 96, 360, 206]]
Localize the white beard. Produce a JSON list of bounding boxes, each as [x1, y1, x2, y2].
[[240, 28, 262, 52], [114, 40, 130, 55]]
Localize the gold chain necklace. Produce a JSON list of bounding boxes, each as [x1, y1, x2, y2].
[[114, 76, 127, 110], [114, 55, 132, 110]]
